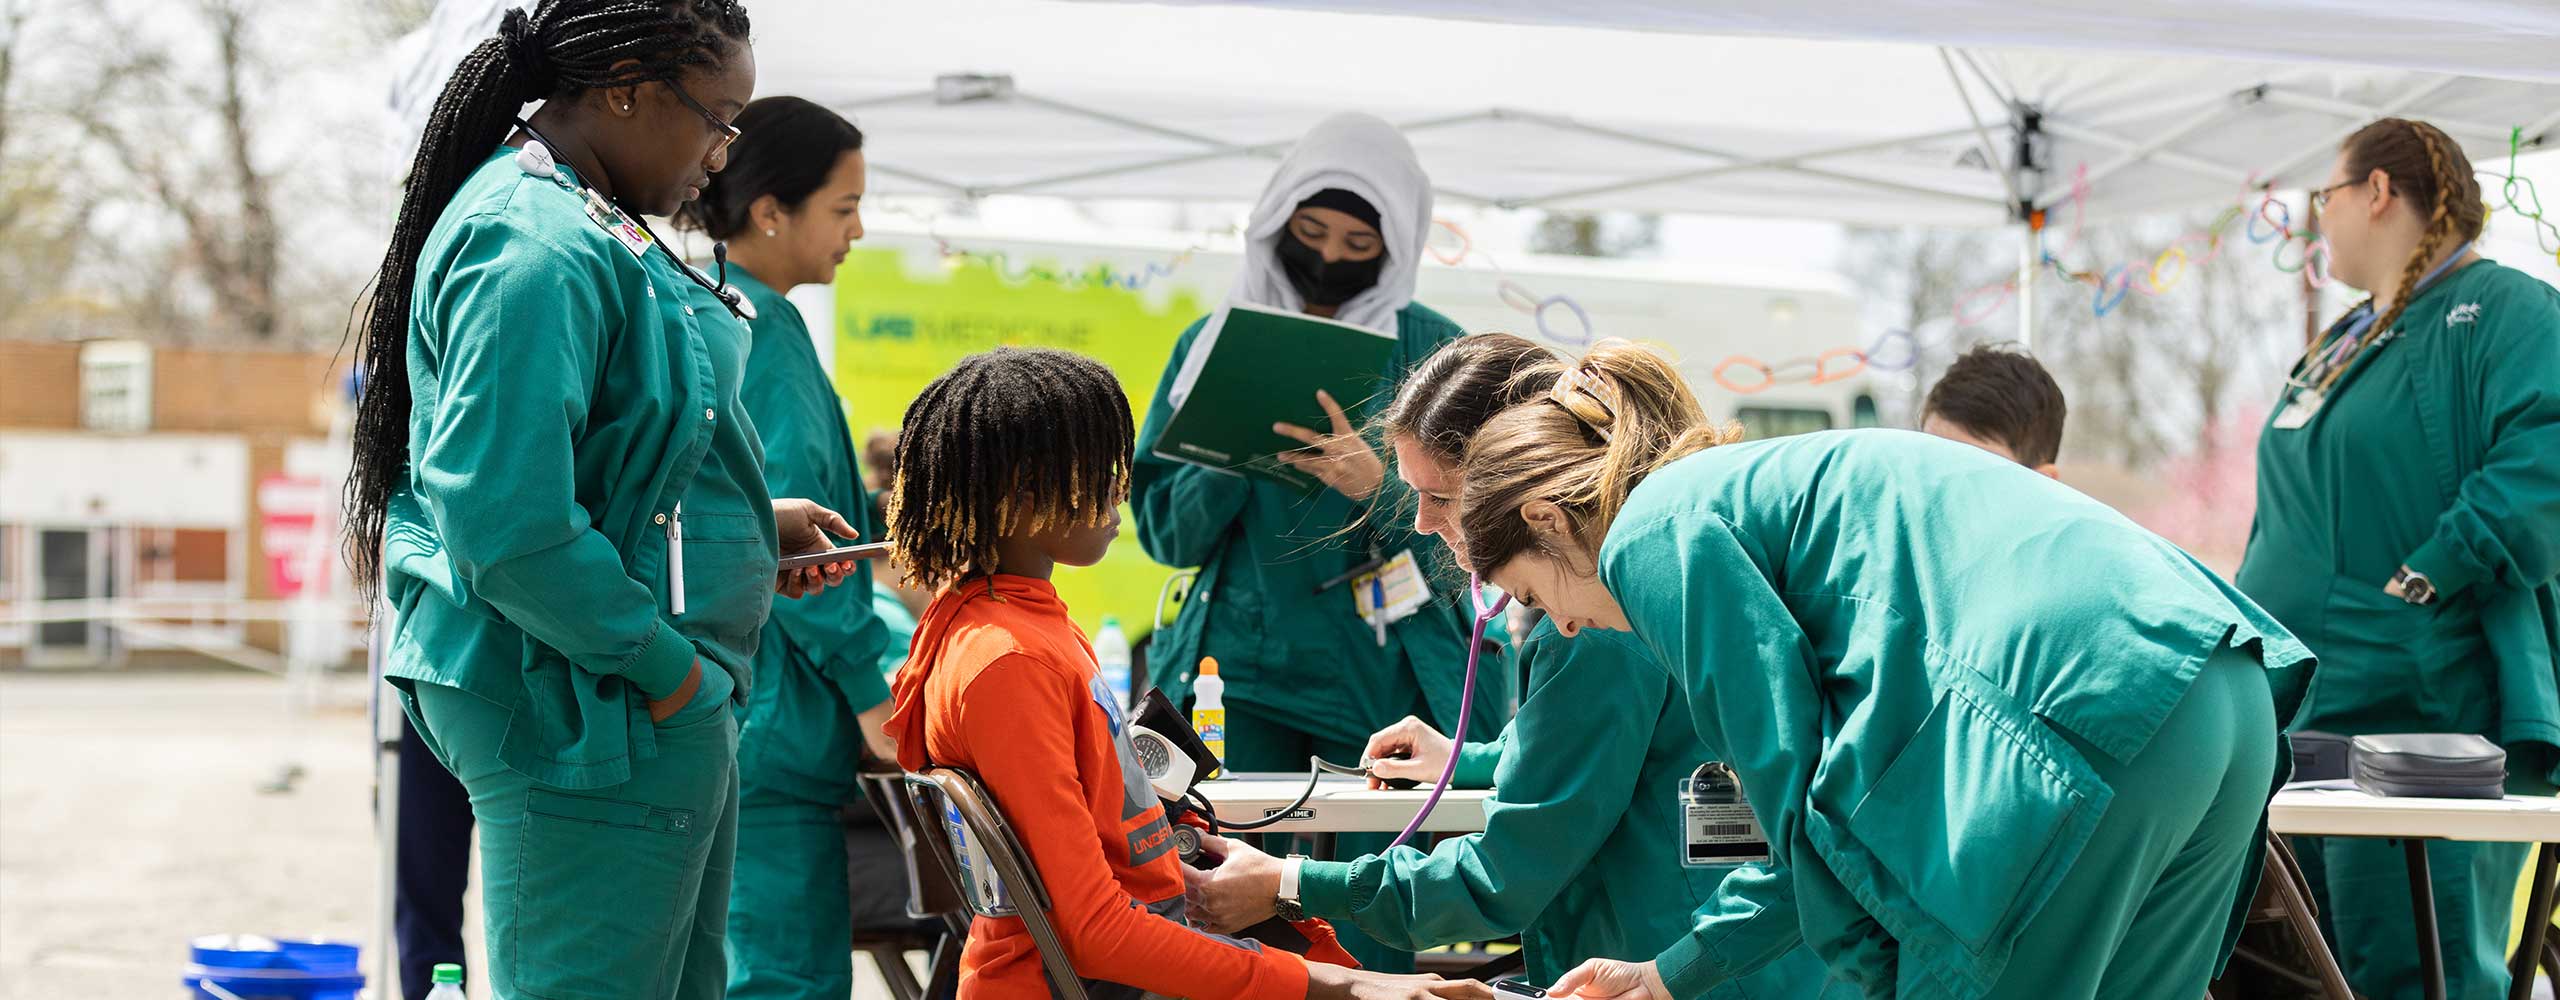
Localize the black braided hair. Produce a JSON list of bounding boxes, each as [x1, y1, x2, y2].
[[343, 0, 752, 588], [886, 348, 1135, 591]]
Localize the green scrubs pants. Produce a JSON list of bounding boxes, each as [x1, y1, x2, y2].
[[727, 786, 854, 1000], [2291, 835, 2529, 1000], [1981, 649, 2280, 999], [410, 676, 740, 1000], [1227, 699, 1417, 975]]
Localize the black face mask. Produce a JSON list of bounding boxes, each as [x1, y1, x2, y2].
[[1276, 232, 1386, 308]]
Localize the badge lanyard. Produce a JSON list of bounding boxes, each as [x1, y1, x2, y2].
[[2275, 242, 2471, 428], [513, 120, 754, 322]]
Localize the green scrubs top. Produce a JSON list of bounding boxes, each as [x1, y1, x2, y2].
[[383, 146, 778, 790], [2238, 259, 2560, 781], [1297, 622, 1846, 996], [1598, 430, 2314, 998], [731, 270, 892, 804], [1133, 303, 1507, 746]]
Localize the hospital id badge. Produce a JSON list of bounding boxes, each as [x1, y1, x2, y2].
[[1680, 762, 1770, 867], [1353, 549, 1434, 637], [2271, 388, 2323, 430], [579, 187, 656, 260]]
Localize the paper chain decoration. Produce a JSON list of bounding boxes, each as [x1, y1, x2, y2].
[[901, 126, 2552, 394]]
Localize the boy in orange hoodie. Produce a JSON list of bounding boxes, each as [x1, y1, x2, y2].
[[881, 348, 1488, 1000]]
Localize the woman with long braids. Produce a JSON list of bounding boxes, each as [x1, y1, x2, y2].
[[344, 3, 862, 997], [2236, 118, 2560, 1000]]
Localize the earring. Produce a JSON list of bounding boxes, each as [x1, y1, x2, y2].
[[764, 229, 776, 237], [621, 103, 632, 112]]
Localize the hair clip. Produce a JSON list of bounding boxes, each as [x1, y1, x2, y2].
[[1547, 365, 1618, 442]]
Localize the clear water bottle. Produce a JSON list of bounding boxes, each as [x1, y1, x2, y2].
[[1093, 616, 1133, 709], [426, 963, 466, 999]]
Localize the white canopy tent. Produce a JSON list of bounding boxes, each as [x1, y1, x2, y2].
[[402, 2, 2560, 226], [733, 0, 2559, 338], [749, 1, 2558, 221], [1116, 1, 2560, 85]]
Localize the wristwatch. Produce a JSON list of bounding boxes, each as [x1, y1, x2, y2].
[[1276, 855, 1309, 922], [2392, 566, 2437, 606]]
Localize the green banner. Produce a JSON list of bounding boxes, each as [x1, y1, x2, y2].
[[832, 246, 1210, 638]]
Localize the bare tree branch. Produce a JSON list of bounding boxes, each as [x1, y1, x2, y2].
[[58, 0, 281, 339], [0, 0, 28, 162]]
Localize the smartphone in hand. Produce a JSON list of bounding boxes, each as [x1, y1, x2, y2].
[[778, 541, 894, 572]]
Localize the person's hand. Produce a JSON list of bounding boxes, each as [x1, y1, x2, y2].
[[1274, 390, 1386, 501], [648, 659, 704, 723], [1362, 716, 1453, 790], [1549, 959, 1670, 1000], [1306, 965, 1494, 1000], [772, 498, 860, 598], [855, 698, 899, 763], [1182, 836, 1282, 933]]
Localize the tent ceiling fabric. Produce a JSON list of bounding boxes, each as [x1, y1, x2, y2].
[[406, 0, 2560, 226], [746, 0, 2560, 225], [1108, 1, 2560, 85]]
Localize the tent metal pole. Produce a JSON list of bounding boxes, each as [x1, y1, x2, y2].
[[2073, 100, 2253, 192], [1488, 111, 1999, 210], [1953, 49, 2016, 110], [1941, 47, 2024, 210], [970, 101, 1509, 199], [2257, 77, 2463, 179], [2256, 84, 2504, 143], [2038, 121, 2253, 184], [2018, 221, 2038, 348], [837, 88, 938, 110], [1502, 126, 1988, 209]]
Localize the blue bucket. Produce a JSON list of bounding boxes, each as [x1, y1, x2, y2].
[[183, 935, 365, 1000]]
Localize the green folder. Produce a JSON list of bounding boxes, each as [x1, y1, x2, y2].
[[1154, 302, 1398, 491]]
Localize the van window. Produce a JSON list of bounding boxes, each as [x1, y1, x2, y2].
[[1735, 406, 1834, 440]]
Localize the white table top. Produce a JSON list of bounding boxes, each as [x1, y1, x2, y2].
[[2266, 787, 2560, 843], [1198, 775, 2560, 842], [1194, 773, 1492, 834]]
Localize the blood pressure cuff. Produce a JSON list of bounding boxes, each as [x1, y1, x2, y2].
[[1136, 688, 1223, 786], [1236, 915, 1360, 969], [2349, 733, 2506, 799]]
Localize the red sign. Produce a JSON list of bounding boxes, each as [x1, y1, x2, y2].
[[258, 475, 332, 598]]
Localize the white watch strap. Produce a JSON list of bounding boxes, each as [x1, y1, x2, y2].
[[1280, 857, 1305, 904]]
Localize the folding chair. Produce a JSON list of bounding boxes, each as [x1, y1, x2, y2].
[[902, 765, 1090, 1000], [856, 757, 969, 1000], [2212, 832, 2356, 1000]]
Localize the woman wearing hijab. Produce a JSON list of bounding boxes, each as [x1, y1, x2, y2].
[[1131, 112, 1506, 973]]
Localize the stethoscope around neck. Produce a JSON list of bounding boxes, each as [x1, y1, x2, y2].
[[2284, 240, 2473, 395], [513, 119, 754, 322]]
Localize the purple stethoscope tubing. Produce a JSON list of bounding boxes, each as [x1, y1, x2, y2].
[[1385, 575, 1510, 850]]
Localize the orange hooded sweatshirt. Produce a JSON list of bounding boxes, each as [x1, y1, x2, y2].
[[886, 575, 1311, 1000]]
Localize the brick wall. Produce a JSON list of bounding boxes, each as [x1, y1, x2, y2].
[[153, 347, 337, 435], [0, 341, 81, 429], [0, 340, 338, 434]]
